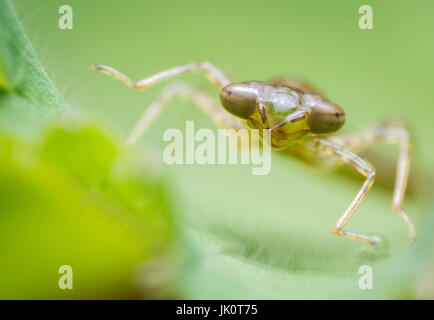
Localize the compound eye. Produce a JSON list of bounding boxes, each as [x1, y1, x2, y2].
[[219, 83, 258, 119], [307, 99, 346, 134]]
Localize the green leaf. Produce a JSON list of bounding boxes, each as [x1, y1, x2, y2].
[[0, 0, 64, 138], [0, 0, 62, 105], [163, 154, 431, 299]]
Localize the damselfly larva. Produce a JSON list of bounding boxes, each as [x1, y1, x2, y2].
[[89, 61, 415, 247]]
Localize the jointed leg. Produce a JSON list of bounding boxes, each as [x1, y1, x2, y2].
[[329, 123, 415, 241], [309, 138, 379, 246], [127, 81, 242, 146], [89, 61, 231, 90]]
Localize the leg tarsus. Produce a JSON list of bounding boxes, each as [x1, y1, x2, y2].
[[332, 228, 381, 247], [332, 169, 379, 247], [89, 64, 136, 88], [89, 61, 230, 90]]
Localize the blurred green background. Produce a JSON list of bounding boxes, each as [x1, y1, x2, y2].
[[1, 0, 433, 299]]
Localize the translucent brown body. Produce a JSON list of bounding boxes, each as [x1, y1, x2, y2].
[[90, 61, 416, 247], [219, 80, 346, 149]]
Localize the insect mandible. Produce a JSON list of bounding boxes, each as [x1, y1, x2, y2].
[[89, 61, 415, 247]]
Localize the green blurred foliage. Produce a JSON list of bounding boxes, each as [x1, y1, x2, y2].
[[0, 0, 176, 299], [0, 0, 432, 299], [0, 128, 174, 299]]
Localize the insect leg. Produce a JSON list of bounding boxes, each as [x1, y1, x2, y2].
[[268, 110, 307, 131], [89, 61, 231, 90], [127, 81, 242, 146], [308, 138, 379, 246], [329, 123, 415, 241]]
